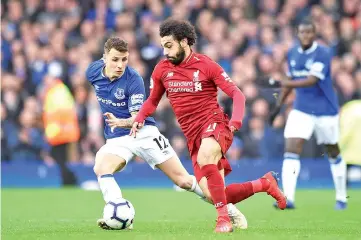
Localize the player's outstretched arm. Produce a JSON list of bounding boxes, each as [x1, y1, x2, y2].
[[131, 75, 165, 137], [268, 86, 292, 125], [280, 75, 319, 88], [104, 112, 136, 132], [210, 63, 246, 132]]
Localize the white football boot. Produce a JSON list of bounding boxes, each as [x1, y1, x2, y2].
[[227, 203, 248, 229]]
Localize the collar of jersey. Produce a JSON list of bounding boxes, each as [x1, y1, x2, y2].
[[297, 42, 318, 54], [178, 51, 194, 67]]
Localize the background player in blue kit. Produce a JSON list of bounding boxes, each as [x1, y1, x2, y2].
[[269, 20, 347, 210], [86, 37, 246, 229]]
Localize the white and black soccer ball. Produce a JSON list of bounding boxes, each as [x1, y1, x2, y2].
[[103, 198, 135, 230]]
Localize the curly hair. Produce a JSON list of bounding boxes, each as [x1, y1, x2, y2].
[[159, 18, 197, 46]]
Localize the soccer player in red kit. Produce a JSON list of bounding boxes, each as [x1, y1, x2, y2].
[[131, 19, 286, 233]]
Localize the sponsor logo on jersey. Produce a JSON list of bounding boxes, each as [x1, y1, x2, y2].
[[130, 94, 144, 105], [97, 96, 126, 107], [114, 88, 125, 100]]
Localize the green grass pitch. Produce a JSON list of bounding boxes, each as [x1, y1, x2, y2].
[[2, 188, 361, 240]]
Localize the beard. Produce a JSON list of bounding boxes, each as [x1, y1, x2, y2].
[[167, 44, 186, 65]]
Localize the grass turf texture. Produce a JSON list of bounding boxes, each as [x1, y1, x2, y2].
[[2, 189, 361, 240]]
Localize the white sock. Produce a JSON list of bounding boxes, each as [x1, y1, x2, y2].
[[98, 174, 123, 203], [329, 154, 347, 202], [188, 175, 211, 203], [282, 153, 301, 203]]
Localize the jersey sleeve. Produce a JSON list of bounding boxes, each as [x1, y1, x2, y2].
[[128, 73, 146, 113], [309, 49, 331, 81], [134, 64, 166, 123], [206, 59, 246, 130], [85, 60, 101, 83]]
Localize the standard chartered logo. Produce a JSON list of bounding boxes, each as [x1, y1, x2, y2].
[[168, 81, 202, 92]]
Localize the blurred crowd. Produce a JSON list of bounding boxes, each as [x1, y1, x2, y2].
[[1, 0, 361, 166]]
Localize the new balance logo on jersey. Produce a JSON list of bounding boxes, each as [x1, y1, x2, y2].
[[166, 72, 174, 78]]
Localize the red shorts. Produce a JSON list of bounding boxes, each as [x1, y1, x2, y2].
[[188, 120, 233, 182]]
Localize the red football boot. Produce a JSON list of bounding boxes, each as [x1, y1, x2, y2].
[[262, 171, 287, 210], [214, 216, 233, 233]]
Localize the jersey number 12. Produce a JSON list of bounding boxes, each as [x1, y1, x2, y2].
[[153, 136, 168, 150]]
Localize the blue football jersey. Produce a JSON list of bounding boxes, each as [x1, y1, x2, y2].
[[86, 59, 156, 139], [286, 42, 339, 116]]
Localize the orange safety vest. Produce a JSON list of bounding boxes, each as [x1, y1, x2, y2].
[[43, 80, 80, 146]]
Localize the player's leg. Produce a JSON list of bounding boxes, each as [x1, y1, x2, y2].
[[198, 169, 248, 229], [133, 125, 206, 199], [325, 144, 347, 209], [94, 139, 134, 230], [281, 110, 314, 208], [315, 114, 347, 209], [197, 137, 233, 232], [93, 151, 126, 203], [155, 155, 206, 200]]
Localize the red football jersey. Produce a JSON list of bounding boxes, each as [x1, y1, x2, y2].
[[136, 52, 245, 140]]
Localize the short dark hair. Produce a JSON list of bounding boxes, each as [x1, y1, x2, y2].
[[104, 37, 128, 53], [159, 18, 197, 46], [297, 19, 316, 31]]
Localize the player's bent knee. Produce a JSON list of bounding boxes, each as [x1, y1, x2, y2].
[[325, 144, 340, 158], [285, 138, 304, 155], [93, 152, 126, 177]]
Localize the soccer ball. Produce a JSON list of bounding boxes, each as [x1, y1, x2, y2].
[[103, 198, 135, 229]]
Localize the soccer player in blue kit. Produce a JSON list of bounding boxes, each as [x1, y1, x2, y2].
[[86, 37, 247, 230], [269, 20, 347, 210]]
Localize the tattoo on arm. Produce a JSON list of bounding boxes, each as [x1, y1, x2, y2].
[[117, 111, 138, 128]]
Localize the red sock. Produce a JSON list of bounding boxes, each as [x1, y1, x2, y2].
[[201, 164, 229, 221], [225, 178, 270, 204]]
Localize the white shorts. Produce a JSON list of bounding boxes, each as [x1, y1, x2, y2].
[[284, 109, 339, 145], [97, 125, 176, 170]]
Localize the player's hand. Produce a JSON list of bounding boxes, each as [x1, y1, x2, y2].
[[229, 120, 242, 133], [104, 112, 120, 133], [230, 126, 237, 133], [129, 121, 144, 138], [268, 107, 281, 126]]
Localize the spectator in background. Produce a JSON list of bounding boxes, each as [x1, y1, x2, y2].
[[1, 0, 360, 167], [226, 137, 243, 163], [6, 107, 48, 163]]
